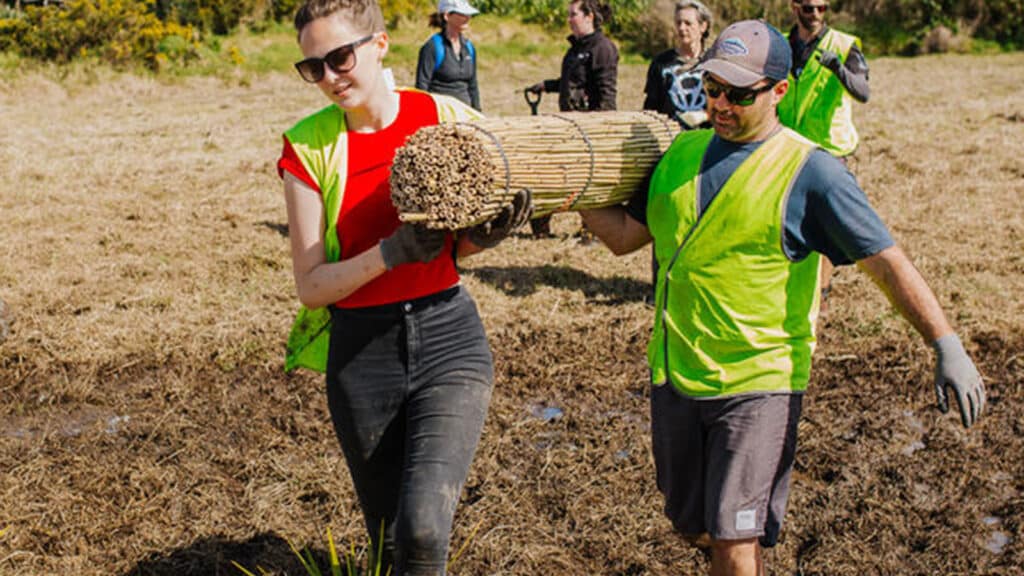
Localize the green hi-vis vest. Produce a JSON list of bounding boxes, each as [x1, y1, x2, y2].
[[646, 128, 822, 397], [778, 29, 861, 157], [283, 90, 483, 373]]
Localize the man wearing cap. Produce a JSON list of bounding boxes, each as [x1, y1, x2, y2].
[[778, 0, 869, 158], [580, 20, 985, 575]]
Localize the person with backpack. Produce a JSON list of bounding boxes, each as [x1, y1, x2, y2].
[[416, 0, 481, 111], [278, 0, 530, 573]]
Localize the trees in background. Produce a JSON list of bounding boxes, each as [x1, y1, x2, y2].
[[0, 0, 1020, 67]]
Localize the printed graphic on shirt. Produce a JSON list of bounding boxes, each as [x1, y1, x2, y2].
[[664, 65, 706, 116]]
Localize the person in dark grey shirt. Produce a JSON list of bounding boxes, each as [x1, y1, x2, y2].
[[625, 136, 892, 265], [416, 0, 481, 111], [643, 0, 713, 129], [580, 21, 986, 574]]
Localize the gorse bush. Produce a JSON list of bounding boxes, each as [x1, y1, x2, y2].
[[379, 0, 429, 25], [153, 0, 266, 35], [0, 0, 196, 66]]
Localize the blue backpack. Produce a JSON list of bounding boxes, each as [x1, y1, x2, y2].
[[431, 32, 475, 73]]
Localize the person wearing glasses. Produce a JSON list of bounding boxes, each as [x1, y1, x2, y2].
[[276, 1, 530, 574], [642, 0, 713, 130], [579, 20, 985, 575], [779, 0, 870, 314], [524, 0, 618, 239], [779, 0, 869, 159], [415, 0, 481, 111]]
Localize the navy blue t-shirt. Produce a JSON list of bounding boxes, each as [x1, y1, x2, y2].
[[626, 133, 893, 265]]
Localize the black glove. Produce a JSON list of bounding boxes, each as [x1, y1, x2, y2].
[[467, 189, 533, 249], [816, 49, 841, 73], [933, 334, 986, 428], [379, 224, 447, 270], [526, 82, 545, 94]]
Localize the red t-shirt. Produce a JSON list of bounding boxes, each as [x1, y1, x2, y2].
[[277, 90, 459, 308]]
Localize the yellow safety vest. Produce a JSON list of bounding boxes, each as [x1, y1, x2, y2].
[[283, 90, 482, 373], [647, 128, 822, 397], [778, 29, 861, 157]]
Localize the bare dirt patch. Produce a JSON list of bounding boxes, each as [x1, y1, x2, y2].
[[1, 53, 1022, 575]]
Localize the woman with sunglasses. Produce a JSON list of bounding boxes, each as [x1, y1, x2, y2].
[[642, 0, 713, 130], [779, 0, 871, 316], [277, 1, 529, 574], [415, 0, 481, 111]]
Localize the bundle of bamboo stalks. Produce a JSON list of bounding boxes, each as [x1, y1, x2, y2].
[[390, 111, 680, 230]]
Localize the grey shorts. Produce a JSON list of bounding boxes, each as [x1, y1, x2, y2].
[[650, 385, 802, 547]]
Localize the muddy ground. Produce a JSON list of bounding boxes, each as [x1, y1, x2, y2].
[[0, 50, 1023, 575]]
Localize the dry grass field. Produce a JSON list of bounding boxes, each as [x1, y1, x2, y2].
[[1, 31, 1023, 575]]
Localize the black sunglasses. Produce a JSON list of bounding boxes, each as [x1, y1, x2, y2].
[[295, 34, 375, 83], [799, 3, 829, 14], [703, 76, 776, 106]]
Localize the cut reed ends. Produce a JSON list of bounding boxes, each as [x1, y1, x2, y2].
[[390, 111, 680, 230]]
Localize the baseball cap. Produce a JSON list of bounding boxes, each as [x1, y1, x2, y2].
[[700, 19, 791, 87], [438, 0, 479, 15]]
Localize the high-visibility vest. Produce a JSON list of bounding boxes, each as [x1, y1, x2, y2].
[[283, 90, 482, 373], [778, 29, 861, 157], [646, 128, 822, 397]]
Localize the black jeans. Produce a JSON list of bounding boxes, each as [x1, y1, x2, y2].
[[326, 285, 493, 576]]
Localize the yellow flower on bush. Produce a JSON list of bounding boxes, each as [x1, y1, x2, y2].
[[3, 0, 198, 67], [228, 45, 244, 66]]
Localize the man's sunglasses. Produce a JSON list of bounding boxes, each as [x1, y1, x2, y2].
[[703, 76, 776, 106], [799, 3, 829, 14], [295, 34, 375, 83]]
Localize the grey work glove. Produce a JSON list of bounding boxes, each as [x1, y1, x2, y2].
[[526, 82, 545, 94], [466, 188, 533, 249], [816, 49, 842, 73], [932, 334, 986, 428], [379, 223, 447, 270]]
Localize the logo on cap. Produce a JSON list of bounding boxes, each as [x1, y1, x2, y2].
[[719, 38, 749, 56]]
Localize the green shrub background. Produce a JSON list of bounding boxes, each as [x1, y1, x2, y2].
[[0, 0, 196, 67], [0, 0, 1020, 68]]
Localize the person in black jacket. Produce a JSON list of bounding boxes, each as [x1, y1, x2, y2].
[[527, 0, 617, 112], [525, 0, 617, 238], [415, 0, 481, 110]]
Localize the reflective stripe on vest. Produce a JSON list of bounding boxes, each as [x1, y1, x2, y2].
[[778, 29, 860, 157], [646, 128, 822, 397], [282, 91, 483, 373]]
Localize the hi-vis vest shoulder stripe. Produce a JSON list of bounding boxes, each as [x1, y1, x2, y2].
[[778, 29, 860, 157], [646, 128, 822, 397], [283, 91, 482, 373]]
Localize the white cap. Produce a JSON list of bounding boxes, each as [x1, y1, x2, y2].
[[438, 0, 479, 16]]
